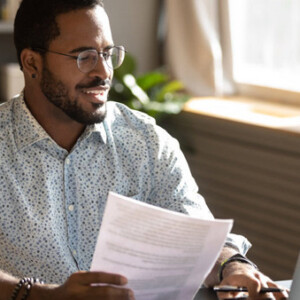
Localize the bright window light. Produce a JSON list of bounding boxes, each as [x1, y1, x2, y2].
[[228, 0, 300, 92]]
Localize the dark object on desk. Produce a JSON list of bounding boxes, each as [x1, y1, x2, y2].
[[213, 286, 284, 293], [193, 281, 292, 300], [193, 288, 218, 300]]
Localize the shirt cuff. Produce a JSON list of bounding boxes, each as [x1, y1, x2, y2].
[[224, 233, 252, 255]]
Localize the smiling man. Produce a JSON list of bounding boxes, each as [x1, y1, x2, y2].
[[0, 0, 288, 300], [19, 3, 116, 150]]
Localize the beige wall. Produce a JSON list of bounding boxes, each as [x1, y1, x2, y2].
[[104, 0, 161, 74]]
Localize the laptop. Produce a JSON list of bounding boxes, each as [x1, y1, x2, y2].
[[289, 253, 300, 300]]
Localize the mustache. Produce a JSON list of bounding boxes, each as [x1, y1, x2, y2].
[[76, 77, 112, 89]]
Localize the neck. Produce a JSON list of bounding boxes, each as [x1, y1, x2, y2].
[[24, 87, 85, 152]]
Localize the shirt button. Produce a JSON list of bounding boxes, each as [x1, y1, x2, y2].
[[65, 158, 70, 165], [68, 205, 74, 211], [73, 250, 77, 256]]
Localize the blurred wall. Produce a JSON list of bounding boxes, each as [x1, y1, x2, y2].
[[104, 0, 161, 74]]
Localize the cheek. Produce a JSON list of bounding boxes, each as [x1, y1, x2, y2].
[[51, 69, 83, 93], [46, 55, 81, 80]]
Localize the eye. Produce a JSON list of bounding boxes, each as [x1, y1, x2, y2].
[[102, 51, 111, 60], [78, 50, 97, 62]]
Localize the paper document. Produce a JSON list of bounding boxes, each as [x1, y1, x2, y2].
[[91, 192, 233, 300]]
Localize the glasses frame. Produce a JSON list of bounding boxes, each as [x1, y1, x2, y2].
[[32, 46, 126, 73]]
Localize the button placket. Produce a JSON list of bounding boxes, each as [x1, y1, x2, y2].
[[64, 155, 78, 264]]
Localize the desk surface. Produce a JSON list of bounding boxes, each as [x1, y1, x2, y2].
[[193, 281, 292, 300]]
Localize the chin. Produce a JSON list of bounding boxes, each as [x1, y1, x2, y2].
[[82, 109, 107, 125], [66, 102, 107, 125]]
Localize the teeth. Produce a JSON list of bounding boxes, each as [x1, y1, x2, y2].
[[84, 90, 102, 94]]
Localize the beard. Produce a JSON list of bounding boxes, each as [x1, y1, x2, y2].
[[40, 66, 109, 125]]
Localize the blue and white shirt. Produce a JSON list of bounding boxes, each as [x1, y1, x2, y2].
[[0, 94, 250, 284]]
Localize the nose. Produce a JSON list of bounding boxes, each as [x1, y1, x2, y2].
[[88, 55, 112, 79]]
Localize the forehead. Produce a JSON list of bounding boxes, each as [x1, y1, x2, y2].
[[52, 6, 113, 50]]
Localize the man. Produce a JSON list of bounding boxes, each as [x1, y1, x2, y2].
[[0, 0, 288, 299]]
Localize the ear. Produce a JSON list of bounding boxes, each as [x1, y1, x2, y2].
[[20, 49, 43, 79]]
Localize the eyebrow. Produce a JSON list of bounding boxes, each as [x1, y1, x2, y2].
[[69, 45, 115, 54]]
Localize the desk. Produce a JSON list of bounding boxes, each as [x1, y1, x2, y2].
[[193, 281, 292, 300]]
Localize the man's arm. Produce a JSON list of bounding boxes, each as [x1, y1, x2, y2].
[[0, 270, 19, 299], [0, 269, 135, 300], [204, 246, 238, 287], [204, 247, 289, 300]]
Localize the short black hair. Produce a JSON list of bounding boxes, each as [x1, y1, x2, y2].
[[14, 0, 104, 68]]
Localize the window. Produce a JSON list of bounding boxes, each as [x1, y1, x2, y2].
[[228, 0, 300, 94]]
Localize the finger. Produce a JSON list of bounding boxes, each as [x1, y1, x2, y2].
[[216, 291, 237, 299], [256, 276, 288, 300], [90, 285, 135, 300], [221, 274, 261, 295], [249, 279, 285, 300], [216, 291, 248, 300], [221, 274, 273, 299], [266, 282, 289, 300], [217, 294, 249, 300], [69, 271, 128, 286], [247, 274, 272, 300]]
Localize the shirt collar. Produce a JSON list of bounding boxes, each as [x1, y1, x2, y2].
[[13, 93, 107, 151], [80, 122, 107, 144], [13, 93, 50, 151]]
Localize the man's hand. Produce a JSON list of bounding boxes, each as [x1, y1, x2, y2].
[[32, 271, 135, 300], [217, 262, 289, 300]]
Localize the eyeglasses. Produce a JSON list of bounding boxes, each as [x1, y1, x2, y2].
[[33, 46, 126, 73]]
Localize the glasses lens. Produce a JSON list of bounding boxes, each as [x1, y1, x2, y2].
[[77, 50, 98, 73], [106, 46, 125, 69], [77, 47, 125, 73]]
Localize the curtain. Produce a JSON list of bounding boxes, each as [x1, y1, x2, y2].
[[165, 0, 235, 96]]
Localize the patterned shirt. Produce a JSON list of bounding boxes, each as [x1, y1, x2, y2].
[[0, 94, 250, 284]]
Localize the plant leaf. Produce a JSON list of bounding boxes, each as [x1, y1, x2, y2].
[[155, 80, 185, 102], [123, 74, 150, 105], [144, 101, 185, 114], [136, 72, 168, 91]]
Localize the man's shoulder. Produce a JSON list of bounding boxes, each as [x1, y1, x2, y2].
[[0, 98, 17, 165], [0, 98, 14, 131], [0, 97, 14, 112], [106, 101, 157, 131], [105, 101, 177, 148], [106, 101, 155, 122]]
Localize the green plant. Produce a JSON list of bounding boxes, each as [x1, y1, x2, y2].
[[109, 52, 191, 122]]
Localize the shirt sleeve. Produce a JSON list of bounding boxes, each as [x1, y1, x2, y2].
[[225, 233, 252, 255], [146, 122, 252, 254]]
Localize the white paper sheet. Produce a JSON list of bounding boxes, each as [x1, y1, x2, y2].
[[91, 192, 233, 300]]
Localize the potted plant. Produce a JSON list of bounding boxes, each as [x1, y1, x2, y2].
[[109, 52, 191, 123]]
